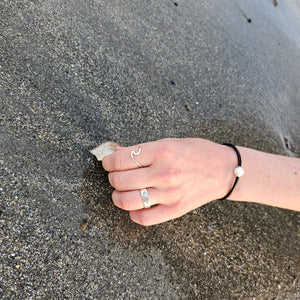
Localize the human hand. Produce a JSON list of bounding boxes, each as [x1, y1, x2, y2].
[[102, 138, 237, 226]]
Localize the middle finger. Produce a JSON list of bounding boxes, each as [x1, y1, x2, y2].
[[108, 167, 155, 191]]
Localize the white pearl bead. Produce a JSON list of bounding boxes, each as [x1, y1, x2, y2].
[[234, 166, 244, 177]]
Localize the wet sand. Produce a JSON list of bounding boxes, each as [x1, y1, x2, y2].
[[1, 0, 299, 298]]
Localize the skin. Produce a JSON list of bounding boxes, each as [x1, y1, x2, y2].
[[102, 138, 300, 226]]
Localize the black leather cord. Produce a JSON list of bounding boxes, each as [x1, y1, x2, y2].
[[219, 143, 242, 200]]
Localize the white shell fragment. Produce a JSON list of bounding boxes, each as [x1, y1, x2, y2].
[[90, 141, 118, 161]]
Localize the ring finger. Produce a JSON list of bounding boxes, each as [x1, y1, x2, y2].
[[112, 188, 168, 211]]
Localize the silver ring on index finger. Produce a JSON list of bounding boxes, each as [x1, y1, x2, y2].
[[131, 146, 143, 168]]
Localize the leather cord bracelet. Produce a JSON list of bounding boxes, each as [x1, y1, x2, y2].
[[219, 143, 244, 200]]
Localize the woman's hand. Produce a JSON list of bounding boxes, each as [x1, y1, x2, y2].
[[102, 138, 237, 226]]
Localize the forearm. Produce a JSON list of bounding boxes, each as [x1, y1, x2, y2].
[[224, 146, 300, 211]]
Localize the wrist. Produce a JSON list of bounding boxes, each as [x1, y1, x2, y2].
[[217, 144, 243, 200], [212, 144, 239, 200]]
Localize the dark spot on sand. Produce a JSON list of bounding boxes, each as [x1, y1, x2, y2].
[[174, 2, 178, 6], [170, 80, 176, 85], [284, 137, 290, 149], [80, 219, 89, 230], [233, 2, 252, 24]]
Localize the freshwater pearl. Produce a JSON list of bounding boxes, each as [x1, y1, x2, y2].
[[234, 166, 245, 177]]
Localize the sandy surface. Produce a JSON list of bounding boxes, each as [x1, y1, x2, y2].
[[1, 0, 299, 298]]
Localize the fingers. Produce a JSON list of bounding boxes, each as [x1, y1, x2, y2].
[[102, 138, 190, 226], [108, 167, 157, 191], [129, 203, 184, 226], [112, 188, 166, 211], [102, 143, 156, 172], [113, 189, 183, 225]]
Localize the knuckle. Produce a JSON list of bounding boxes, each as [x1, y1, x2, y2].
[[159, 167, 180, 186], [112, 191, 119, 205], [112, 152, 125, 170], [109, 172, 123, 189], [101, 158, 109, 170], [134, 213, 151, 227], [161, 137, 174, 143], [118, 193, 133, 210], [157, 141, 177, 160]]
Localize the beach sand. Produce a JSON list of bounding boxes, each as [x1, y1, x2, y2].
[[0, 0, 299, 298]]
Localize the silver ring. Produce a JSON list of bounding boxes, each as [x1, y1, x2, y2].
[[131, 146, 143, 168], [140, 188, 151, 208]]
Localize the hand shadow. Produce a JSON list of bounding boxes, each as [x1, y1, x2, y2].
[[78, 157, 160, 249]]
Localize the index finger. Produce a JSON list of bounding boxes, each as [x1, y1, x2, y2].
[[102, 142, 156, 172]]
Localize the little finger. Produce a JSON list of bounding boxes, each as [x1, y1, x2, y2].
[[129, 203, 185, 226]]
